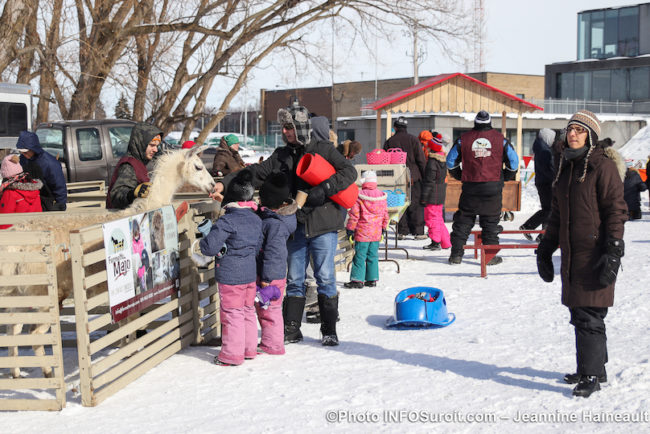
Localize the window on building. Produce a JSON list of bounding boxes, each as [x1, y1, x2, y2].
[[604, 10, 618, 57], [630, 67, 650, 100], [618, 7, 639, 57], [558, 73, 575, 99], [574, 71, 591, 100], [592, 70, 611, 100], [578, 13, 590, 60], [590, 11, 605, 58], [611, 68, 628, 101]]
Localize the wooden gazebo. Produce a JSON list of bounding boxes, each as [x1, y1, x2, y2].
[[362, 72, 544, 159]]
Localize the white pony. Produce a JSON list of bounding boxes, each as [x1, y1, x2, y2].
[[1, 145, 215, 378]]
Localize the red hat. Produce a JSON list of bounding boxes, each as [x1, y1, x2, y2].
[[428, 134, 444, 152], [181, 140, 196, 149]]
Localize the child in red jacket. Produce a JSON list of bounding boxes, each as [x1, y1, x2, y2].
[[0, 154, 43, 229]]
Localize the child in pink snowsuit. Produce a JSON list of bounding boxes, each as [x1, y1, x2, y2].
[[199, 170, 263, 366], [256, 172, 297, 355], [344, 170, 389, 288], [421, 136, 451, 251]]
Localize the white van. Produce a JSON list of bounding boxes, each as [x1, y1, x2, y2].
[[0, 83, 32, 150]]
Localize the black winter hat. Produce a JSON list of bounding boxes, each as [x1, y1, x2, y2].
[[394, 117, 408, 128], [259, 172, 290, 209], [474, 110, 491, 125], [223, 169, 255, 204]]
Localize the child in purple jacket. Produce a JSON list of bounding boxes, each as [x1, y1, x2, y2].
[[200, 170, 263, 366], [256, 172, 297, 355], [344, 170, 389, 288]]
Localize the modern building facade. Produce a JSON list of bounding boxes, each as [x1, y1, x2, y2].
[[545, 2, 650, 114]]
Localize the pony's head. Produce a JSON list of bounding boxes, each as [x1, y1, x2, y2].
[[168, 145, 216, 193]]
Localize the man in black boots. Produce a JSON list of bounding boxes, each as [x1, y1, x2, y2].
[[445, 110, 519, 265], [211, 102, 356, 346]]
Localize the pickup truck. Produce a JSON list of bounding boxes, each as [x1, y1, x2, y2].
[[35, 119, 136, 183]]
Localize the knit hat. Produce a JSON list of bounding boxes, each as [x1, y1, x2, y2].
[[1, 154, 23, 178], [277, 103, 312, 146], [418, 130, 433, 145], [181, 140, 196, 149], [428, 135, 444, 152], [361, 170, 377, 185], [394, 117, 408, 128], [475, 110, 491, 125], [259, 172, 290, 209], [223, 169, 255, 204], [224, 134, 239, 147], [568, 109, 601, 141]]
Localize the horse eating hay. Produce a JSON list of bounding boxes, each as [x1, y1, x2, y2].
[[1, 145, 215, 378]]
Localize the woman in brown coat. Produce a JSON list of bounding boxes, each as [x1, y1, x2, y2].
[[536, 110, 628, 398], [212, 134, 246, 177]]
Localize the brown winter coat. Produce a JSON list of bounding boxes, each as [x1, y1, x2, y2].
[[211, 140, 246, 177], [545, 145, 627, 308]]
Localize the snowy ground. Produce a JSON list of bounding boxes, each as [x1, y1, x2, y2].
[[4, 165, 650, 433]]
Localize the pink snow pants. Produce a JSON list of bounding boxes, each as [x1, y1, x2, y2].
[[255, 278, 286, 355], [217, 282, 258, 365], [424, 204, 451, 248]]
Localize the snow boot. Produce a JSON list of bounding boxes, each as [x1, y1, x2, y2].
[[564, 370, 607, 384], [364, 281, 377, 287], [318, 294, 339, 346], [283, 296, 305, 344], [519, 225, 533, 241], [414, 234, 429, 240], [572, 376, 601, 398], [423, 241, 441, 251], [304, 283, 320, 323], [343, 281, 364, 288], [487, 256, 503, 266]]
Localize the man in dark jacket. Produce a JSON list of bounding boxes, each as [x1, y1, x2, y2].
[[384, 116, 426, 239], [17, 131, 67, 211], [520, 128, 556, 239], [446, 110, 519, 265], [211, 103, 357, 347], [107, 123, 162, 209]]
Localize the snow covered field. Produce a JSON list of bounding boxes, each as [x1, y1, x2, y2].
[[4, 152, 650, 433]]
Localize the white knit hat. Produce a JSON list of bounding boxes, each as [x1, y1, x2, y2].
[[361, 170, 377, 184]]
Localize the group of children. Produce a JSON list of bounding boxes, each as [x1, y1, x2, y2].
[[199, 169, 297, 366]]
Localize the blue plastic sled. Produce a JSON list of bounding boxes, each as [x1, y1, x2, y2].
[[386, 286, 455, 328]]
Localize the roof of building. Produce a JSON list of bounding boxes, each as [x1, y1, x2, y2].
[[362, 72, 543, 114]]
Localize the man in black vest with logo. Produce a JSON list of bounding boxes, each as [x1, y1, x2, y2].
[[445, 110, 519, 265]]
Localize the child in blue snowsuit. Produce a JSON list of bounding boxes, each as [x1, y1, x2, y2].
[[256, 172, 297, 355], [200, 170, 262, 366]]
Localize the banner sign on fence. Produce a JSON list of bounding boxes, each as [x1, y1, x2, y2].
[[103, 206, 180, 323]]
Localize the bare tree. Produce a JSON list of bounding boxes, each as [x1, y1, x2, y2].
[[1, 0, 473, 135]]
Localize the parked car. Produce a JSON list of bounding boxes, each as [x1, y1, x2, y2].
[[35, 119, 136, 183]]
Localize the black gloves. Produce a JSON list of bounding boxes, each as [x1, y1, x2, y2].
[[536, 239, 557, 283], [305, 185, 326, 207], [346, 229, 354, 238], [596, 238, 624, 286]]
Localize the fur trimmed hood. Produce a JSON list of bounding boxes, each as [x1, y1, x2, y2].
[[427, 152, 446, 162], [3, 177, 43, 191], [604, 146, 626, 182]]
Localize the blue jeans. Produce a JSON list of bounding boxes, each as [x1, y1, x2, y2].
[[286, 224, 338, 298]]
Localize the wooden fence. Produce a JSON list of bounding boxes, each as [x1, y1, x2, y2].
[[0, 230, 66, 411]]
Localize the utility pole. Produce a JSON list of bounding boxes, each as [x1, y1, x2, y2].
[[413, 20, 419, 85]]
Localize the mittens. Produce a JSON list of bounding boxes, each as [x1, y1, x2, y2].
[[596, 238, 624, 286], [305, 185, 326, 207], [346, 229, 354, 238], [536, 238, 558, 283], [197, 218, 213, 237], [134, 182, 152, 198], [255, 284, 281, 309]]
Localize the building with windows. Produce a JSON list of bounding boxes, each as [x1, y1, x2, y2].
[[545, 2, 650, 114]]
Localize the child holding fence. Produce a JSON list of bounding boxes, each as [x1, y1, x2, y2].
[[420, 136, 451, 251], [344, 170, 389, 288], [199, 169, 263, 366], [255, 172, 297, 355]]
